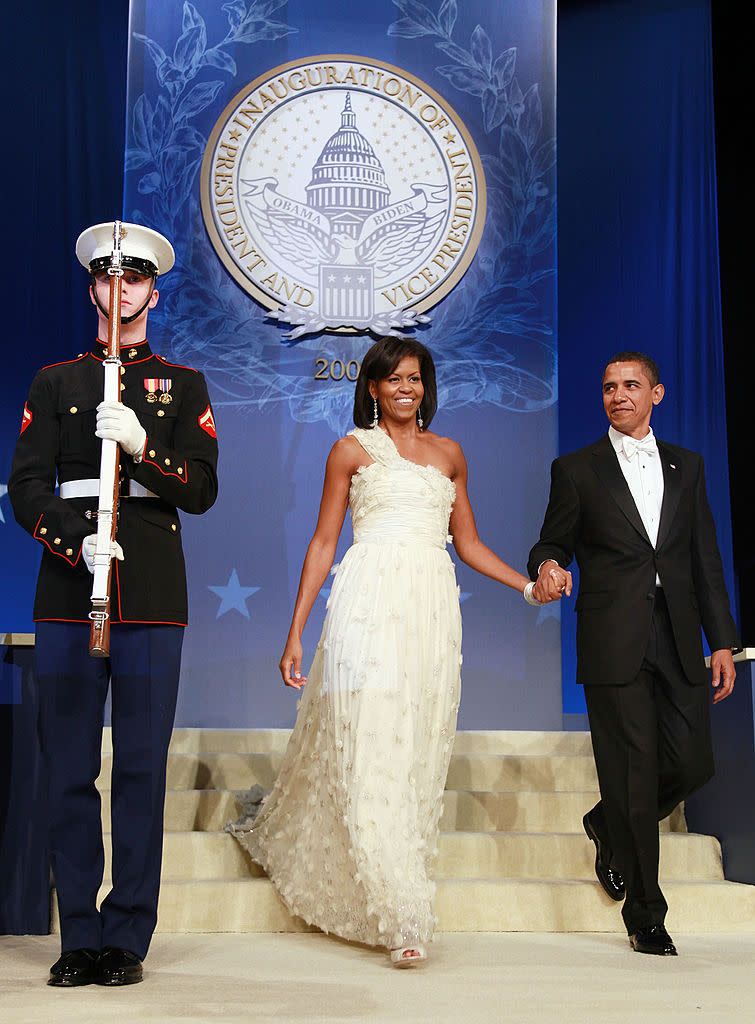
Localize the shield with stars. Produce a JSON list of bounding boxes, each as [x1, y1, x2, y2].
[[320, 265, 373, 324]]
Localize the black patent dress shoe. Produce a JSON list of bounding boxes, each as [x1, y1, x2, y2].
[[96, 946, 144, 985], [630, 924, 678, 956], [583, 812, 625, 901], [48, 948, 100, 986]]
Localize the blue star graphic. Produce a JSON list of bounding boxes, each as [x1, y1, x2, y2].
[[537, 601, 561, 625], [0, 482, 7, 524], [208, 569, 260, 619]]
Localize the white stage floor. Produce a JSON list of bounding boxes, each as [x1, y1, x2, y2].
[[2, 932, 754, 1023]]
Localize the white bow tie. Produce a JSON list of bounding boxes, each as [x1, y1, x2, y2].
[[622, 434, 658, 460]]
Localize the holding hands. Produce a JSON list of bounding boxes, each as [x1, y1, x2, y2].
[[533, 559, 573, 604]]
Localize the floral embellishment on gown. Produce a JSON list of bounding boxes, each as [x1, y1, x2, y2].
[[229, 427, 462, 948]]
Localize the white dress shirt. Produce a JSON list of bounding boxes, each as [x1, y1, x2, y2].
[[608, 425, 664, 584]]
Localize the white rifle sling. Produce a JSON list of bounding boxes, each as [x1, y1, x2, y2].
[[90, 360, 120, 604], [90, 219, 124, 611]]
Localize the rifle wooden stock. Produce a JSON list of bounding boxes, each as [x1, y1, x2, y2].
[[89, 231, 123, 657]]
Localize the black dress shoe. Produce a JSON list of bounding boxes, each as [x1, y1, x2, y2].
[[48, 948, 100, 987], [583, 812, 625, 901], [96, 946, 144, 985], [630, 924, 678, 956]]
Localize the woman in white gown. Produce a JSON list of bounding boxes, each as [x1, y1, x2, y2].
[[230, 337, 533, 966]]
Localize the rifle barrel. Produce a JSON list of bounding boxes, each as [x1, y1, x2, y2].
[[88, 222, 124, 657]]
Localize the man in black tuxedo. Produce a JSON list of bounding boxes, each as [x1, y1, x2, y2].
[[528, 352, 738, 956]]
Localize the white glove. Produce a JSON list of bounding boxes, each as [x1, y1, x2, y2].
[[96, 401, 147, 458], [83, 534, 125, 575]]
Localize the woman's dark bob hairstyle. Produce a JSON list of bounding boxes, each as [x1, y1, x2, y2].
[[353, 336, 438, 430]]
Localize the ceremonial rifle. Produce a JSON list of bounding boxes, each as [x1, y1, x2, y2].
[[89, 221, 124, 656]]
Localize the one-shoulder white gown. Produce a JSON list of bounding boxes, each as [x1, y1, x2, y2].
[[231, 426, 462, 948]]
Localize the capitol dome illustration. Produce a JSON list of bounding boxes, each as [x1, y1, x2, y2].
[[305, 93, 391, 238]]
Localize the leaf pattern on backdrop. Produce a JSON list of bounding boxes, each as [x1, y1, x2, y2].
[[126, 1, 555, 433]]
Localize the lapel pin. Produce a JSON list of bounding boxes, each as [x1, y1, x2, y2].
[[670, 463, 676, 469]]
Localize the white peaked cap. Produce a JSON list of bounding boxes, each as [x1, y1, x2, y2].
[[75, 221, 175, 275]]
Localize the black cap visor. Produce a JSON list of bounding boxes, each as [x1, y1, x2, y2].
[[89, 255, 158, 277]]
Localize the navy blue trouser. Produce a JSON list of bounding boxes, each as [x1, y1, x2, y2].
[[35, 622, 183, 960]]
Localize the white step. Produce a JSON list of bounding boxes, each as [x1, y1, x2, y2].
[[439, 789, 685, 833], [100, 830, 723, 883], [101, 727, 594, 757], [53, 877, 755, 935], [98, 788, 685, 834], [69, 726, 750, 937], [96, 751, 599, 793]]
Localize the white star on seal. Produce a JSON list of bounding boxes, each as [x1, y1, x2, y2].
[[0, 482, 7, 524]]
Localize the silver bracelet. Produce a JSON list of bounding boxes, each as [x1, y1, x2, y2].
[[523, 581, 541, 606]]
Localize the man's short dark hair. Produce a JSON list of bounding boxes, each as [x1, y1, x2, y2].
[[353, 336, 438, 429], [604, 351, 661, 387]]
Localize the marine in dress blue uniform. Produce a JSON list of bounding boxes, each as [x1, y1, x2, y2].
[[8, 223, 219, 986]]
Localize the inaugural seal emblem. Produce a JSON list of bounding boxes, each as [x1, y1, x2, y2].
[[201, 55, 485, 337]]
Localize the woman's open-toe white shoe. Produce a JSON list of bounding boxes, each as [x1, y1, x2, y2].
[[390, 945, 428, 968]]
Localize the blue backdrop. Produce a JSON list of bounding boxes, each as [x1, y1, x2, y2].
[[0, 0, 130, 936], [0, 3, 128, 638], [557, 0, 736, 714], [118, 0, 561, 730], [0, 0, 735, 731]]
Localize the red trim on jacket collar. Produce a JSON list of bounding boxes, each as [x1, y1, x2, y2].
[[90, 337, 154, 364], [89, 351, 155, 367]]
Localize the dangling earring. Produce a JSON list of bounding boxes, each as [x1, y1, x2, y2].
[[417, 408, 424, 430], [372, 397, 379, 428]]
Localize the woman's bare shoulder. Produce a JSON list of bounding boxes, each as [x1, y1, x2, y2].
[[328, 434, 366, 472], [425, 431, 465, 463], [421, 431, 465, 479]]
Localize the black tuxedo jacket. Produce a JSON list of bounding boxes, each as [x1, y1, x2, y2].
[[528, 434, 739, 686]]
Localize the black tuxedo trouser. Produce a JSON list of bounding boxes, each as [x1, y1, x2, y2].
[[584, 589, 714, 934]]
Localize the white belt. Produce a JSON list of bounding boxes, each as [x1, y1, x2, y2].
[[59, 478, 157, 499]]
